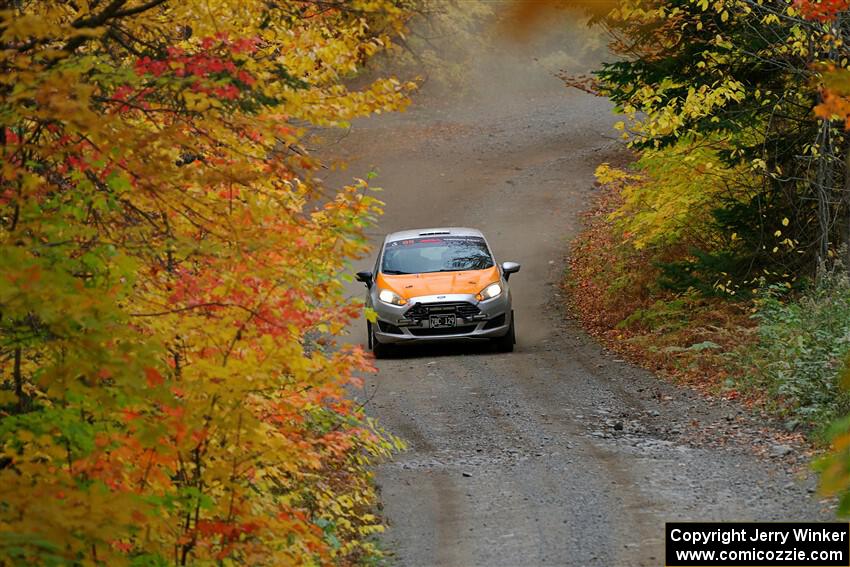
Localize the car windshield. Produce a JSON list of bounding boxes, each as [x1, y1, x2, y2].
[[381, 236, 494, 275]]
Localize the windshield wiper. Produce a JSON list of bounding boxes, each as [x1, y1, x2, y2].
[[437, 266, 488, 272], [382, 269, 410, 275]]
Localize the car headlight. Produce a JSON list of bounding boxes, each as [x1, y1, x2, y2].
[[378, 288, 407, 306], [476, 282, 502, 301]]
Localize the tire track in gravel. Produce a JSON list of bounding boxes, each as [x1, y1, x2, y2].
[[449, 345, 663, 566]]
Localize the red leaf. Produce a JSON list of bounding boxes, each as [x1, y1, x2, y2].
[[145, 367, 164, 387]]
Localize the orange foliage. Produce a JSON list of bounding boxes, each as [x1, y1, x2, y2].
[[0, 1, 412, 564]]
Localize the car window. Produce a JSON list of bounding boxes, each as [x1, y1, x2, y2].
[[382, 236, 494, 274]]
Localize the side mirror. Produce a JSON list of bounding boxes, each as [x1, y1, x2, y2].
[[355, 270, 373, 288], [501, 262, 520, 280]]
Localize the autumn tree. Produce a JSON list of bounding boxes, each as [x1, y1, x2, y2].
[[592, 0, 850, 292], [0, 1, 414, 564]]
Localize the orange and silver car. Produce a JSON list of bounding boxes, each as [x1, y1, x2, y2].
[[356, 227, 520, 357]]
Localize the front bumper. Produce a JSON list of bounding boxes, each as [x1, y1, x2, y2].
[[371, 293, 511, 344]]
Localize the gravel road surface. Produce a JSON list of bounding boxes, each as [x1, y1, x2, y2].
[[331, 30, 834, 567]]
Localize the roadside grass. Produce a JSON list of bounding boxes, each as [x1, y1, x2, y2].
[[565, 179, 753, 397], [566, 178, 850, 440], [736, 274, 850, 437]]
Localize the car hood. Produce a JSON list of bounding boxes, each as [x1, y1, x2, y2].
[[376, 266, 500, 300]]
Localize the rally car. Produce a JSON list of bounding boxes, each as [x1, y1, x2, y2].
[[356, 227, 520, 358]]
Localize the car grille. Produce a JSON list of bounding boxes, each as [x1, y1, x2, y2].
[[405, 301, 481, 322], [409, 325, 477, 337]]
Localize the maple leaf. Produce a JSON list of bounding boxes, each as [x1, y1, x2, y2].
[[0, 1, 411, 564]]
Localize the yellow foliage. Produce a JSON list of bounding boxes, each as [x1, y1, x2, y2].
[[0, 0, 414, 564], [599, 140, 751, 250]]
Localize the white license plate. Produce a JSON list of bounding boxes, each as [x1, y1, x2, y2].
[[429, 314, 456, 328]]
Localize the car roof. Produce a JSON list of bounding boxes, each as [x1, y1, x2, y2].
[[385, 227, 485, 243]]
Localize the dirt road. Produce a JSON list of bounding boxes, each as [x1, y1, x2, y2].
[[330, 31, 832, 567]]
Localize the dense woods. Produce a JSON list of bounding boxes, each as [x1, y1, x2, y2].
[[0, 1, 415, 564], [568, 0, 850, 513]]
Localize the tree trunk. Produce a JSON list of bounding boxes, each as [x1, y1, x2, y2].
[[815, 119, 834, 275]]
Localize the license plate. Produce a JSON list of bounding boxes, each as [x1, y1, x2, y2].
[[429, 314, 456, 328]]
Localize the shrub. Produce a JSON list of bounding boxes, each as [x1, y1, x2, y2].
[[739, 273, 850, 425]]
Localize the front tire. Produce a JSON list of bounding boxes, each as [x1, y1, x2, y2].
[[494, 311, 515, 353], [369, 321, 391, 359]]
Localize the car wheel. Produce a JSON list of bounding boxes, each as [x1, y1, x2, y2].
[[370, 321, 391, 359], [494, 311, 515, 353]]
